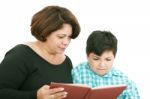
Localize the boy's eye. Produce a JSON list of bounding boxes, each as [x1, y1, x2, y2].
[[106, 58, 111, 61]]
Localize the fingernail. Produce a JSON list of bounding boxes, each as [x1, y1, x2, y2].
[[64, 94, 67, 97], [60, 88, 64, 90], [64, 92, 68, 95]]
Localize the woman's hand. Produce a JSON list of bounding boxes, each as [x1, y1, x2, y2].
[[37, 85, 67, 99]]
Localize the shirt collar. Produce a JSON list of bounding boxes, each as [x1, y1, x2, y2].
[[86, 62, 123, 78], [103, 67, 124, 78]]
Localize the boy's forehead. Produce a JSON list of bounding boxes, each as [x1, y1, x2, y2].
[[90, 51, 114, 57]]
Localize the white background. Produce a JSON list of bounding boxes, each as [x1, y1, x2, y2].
[[0, 0, 149, 98]]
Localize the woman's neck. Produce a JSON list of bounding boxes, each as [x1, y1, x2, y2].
[[25, 41, 66, 65]]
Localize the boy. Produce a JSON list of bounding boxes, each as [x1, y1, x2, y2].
[[72, 30, 140, 99]]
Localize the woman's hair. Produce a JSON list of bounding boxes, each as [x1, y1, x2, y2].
[[86, 30, 118, 57], [31, 5, 81, 41]]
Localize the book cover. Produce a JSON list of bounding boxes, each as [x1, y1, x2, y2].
[[50, 82, 127, 99]]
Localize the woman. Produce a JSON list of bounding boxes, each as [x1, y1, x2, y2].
[[0, 5, 80, 99]]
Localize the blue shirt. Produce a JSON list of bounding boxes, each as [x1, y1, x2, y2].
[[72, 62, 140, 99]]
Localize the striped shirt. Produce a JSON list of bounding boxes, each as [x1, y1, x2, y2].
[[72, 62, 140, 99]]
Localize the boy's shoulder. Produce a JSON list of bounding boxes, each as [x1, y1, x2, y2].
[[74, 62, 89, 69], [111, 68, 137, 86], [72, 62, 90, 73], [111, 68, 128, 78]]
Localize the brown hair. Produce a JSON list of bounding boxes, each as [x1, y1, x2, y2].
[[31, 5, 81, 41]]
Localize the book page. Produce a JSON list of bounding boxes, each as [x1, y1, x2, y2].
[[50, 82, 91, 99], [88, 84, 127, 99], [65, 83, 90, 88], [92, 84, 127, 90]]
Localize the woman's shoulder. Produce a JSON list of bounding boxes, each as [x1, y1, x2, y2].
[[6, 44, 27, 52], [5, 44, 33, 58], [64, 55, 72, 65]]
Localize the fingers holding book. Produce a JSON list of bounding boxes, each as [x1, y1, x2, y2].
[[37, 85, 68, 99], [50, 91, 68, 99], [49, 88, 68, 99]]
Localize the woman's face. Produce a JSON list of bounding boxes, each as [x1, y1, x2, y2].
[[45, 23, 72, 54], [87, 50, 115, 76]]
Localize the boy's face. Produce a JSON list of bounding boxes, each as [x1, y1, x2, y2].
[[87, 50, 115, 76]]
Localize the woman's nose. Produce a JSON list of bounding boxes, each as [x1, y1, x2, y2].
[[62, 38, 70, 45]]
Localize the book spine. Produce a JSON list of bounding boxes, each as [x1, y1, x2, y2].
[[84, 89, 92, 99]]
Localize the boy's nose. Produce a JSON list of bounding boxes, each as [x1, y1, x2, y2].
[[99, 62, 105, 67]]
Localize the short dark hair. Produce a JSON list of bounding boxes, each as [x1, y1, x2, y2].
[[86, 30, 118, 57], [31, 5, 80, 41]]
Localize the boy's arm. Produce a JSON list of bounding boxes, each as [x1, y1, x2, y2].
[[120, 80, 140, 99], [71, 68, 82, 83], [128, 81, 140, 99]]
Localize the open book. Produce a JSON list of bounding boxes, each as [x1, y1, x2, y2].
[[50, 82, 127, 99]]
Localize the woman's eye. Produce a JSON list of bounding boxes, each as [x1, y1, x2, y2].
[[58, 36, 64, 38], [93, 58, 99, 60]]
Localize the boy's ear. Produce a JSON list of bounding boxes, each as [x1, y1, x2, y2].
[[86, 54, 90, 61], [86, 53, 90, 58]]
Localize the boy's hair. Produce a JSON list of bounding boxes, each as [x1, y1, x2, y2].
[[86, 30, 118, 57], [30, 5, 80, 41]]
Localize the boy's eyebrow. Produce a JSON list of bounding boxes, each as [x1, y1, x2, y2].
[[105, 56, 114, 59]]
